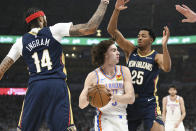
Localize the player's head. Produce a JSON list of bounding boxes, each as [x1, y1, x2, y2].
[[25, 8, 47, 31], [91, 39, 120, 66], [137, 27, 156, 49], [168, 84, 177, 96]]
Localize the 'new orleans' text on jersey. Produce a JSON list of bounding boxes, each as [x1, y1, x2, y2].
[[127, 49, 160, 97]]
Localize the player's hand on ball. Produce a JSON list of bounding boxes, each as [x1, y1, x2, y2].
[[88, 84, 111, 108]]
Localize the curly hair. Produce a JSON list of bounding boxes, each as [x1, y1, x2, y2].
[[91, 39, 115, 66]]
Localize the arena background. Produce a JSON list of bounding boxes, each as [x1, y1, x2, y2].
[[0, 0, 196, 130]]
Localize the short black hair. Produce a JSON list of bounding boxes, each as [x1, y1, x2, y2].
[[168, 84, 177, 90], [24, 7, 42, 31], [139, 27, 156, 42]]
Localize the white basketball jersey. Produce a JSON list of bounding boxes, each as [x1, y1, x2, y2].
[[95, 65, 127, 115], [166, 95, 181, 121]]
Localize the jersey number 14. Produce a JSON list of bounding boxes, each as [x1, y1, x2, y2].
[[32, 49, 52, 73]]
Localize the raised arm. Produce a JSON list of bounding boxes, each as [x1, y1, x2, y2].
[[79, 71, 97, 109], [176, 4, 196, 23], [107, 0, 135, 60], [155, 26, 171, 72], [111, 66, 135, 104], [162, 97, 167, 123], [69, 0, 109, 36]]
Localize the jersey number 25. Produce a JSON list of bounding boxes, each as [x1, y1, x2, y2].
[[131, 70, 144, 85]]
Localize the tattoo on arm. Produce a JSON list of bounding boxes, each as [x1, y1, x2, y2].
[[0, 56, 14, 73], [70, 1, 108, 36]]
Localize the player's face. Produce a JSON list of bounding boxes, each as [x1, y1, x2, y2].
[[168, 88, 177, 96], [105, 44, 120, 65], [137, 30, 153, 49]]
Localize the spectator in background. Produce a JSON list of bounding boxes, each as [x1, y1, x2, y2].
[[162, 85, 186, 131]]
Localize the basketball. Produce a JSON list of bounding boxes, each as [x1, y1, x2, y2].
[[88, 84, 111, 108]]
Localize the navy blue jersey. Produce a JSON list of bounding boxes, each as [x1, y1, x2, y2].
[[127, 49, 160, 97], [22, 27, 66, 84]]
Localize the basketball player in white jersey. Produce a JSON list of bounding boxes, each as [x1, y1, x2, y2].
[[162, 85, 186, 131], [79, 39, 135, 131]]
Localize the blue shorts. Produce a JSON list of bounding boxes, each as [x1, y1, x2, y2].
[[127, 96, 164, 131], [17, 79, 74, 131]]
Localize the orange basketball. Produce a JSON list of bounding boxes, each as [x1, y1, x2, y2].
[[88, 84, 111, 108]]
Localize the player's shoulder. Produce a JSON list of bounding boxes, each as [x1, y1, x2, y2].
[[87, 69, 99, 78], [177, 95, 184, 100], [120, 65, 129, 72], [162, 96, 168, 101]]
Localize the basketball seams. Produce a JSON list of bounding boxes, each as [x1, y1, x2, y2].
[[96, 87, 104, 107], [88, 85, 110, 108]]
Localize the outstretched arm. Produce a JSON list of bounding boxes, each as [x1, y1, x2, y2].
[[155, 26, 171, 72], [69, 0, 109, 36], [107, 0, 135, 61], [176, 4, 196, 23]]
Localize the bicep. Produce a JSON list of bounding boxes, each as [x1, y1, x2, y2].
[[123, 66, 134, 94], [69, 24, 96, 36], [162, 98, 167, 111], [7, 38, 23, 62], [180, 97, 186, 113], [81, 72, 97, 95], [50, 23, 73, 42], [155, 54, 164, 69]]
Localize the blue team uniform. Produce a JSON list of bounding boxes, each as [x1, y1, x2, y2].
[[17, 27, 74, 131], [126, 49, 164, 131]]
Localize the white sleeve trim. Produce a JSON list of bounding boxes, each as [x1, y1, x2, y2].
[[50, 22, 73, 43], [7, 37, 23, 62]]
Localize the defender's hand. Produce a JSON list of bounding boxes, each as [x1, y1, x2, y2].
[[176, 5, 196, 23], [162, 26, 170, 46], [115, 0, 130, 11]]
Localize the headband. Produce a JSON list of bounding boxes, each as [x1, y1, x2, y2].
[[25, 11, 45, 24]]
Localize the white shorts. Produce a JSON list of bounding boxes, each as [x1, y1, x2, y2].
[[94, 114, 128, 131], [165, 121, 185, 131]]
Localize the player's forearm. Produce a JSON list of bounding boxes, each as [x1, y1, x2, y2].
[[113, 93, 134, 104], [87, 1, 109, 32], [178, 112, 186, 123], [69, 1, 109, 36], [79, 90, 89, 109], [162, 45, 171, 72], [162, 112, 166, 122], [107, 9, 120, 37], [0, 56, 14, 80]]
